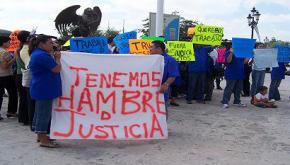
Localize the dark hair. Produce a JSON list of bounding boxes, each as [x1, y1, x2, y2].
[[258, 86, 268, 93], [151, 40, 166, 52], [224, 42, 232, 50], [255, 42, 264, 48], [17, 31, 30, 43], [28, 34, 53, 55], [0, 36, 11, 46], [108, 37, 114, 44]]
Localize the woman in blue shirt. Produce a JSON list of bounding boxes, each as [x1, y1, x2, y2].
[[29, 34, 62, 148]]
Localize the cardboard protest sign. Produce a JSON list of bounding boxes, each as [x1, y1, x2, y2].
[[275, 45, 290, 62], [51, 52, 167, 140], [114, 31, 137, 54], [217, 48, 226, 63], [70, 37, 109, 54], [232, 38, 256, 58], [6, 30, 20, 52], [192, 25, 224, 46], [253, 49, 278, 68], [129, 39, 151, 55], [141, 36, 165, 42], [167, 41, 195, 61]]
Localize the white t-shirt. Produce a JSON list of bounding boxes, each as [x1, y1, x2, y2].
[[255, 93, 268, 100]]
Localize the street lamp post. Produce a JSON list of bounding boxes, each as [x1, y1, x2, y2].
[[247, 7, 261, 39]]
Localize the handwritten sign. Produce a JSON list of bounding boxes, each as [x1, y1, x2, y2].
[[192, 25, 224, 46], [129, 39, 151, 55], [275, 45, 290, 62], [114, 31, 137, 54], [70, 37, 109, 54], [51, 52, 167, 140], [6, 30, 20, 52], [141, 36, 165, 42], [167, 41, 195, 61], [217, 48, 226, 63], [253, 49, 278, 68], [232, 38, 256, 58]]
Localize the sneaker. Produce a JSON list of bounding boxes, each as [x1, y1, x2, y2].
[[223, 104, 229, 109], [233, 102, 247, 107], [269, 99, 276, 103], [0, 115, 3, 121]]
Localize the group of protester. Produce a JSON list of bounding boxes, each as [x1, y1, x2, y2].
[[0, 31, 62, 148], [0, 28, 288, 148]]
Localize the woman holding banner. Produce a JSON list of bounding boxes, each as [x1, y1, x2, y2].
[[29, 34, 62, 148]]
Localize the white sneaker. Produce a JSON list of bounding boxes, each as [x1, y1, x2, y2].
[[233, 102, 247, 107], [223, 104, 229, 109], [269, 99, 276, 103]]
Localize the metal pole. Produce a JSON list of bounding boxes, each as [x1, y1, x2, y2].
[[251, 24, 254, 39], [156, 0, 164, 37]]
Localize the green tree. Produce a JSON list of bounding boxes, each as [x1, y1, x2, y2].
[[266, 37, 290, 48], [139, 18, 149, 36]]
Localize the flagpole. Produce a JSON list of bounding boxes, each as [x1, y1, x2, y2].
[[156, 0, 164, 37]]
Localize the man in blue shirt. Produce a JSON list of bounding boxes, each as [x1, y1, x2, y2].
[[150, 40, 180, 119], [269, 62, 286, 101], [221, 45, 247, 108], [186, 45, 212, 104]]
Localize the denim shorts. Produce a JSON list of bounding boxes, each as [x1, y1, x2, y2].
[[32, 100, 53, 134]]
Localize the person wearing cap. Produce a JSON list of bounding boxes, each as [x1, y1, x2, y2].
[[187, 27, 195, 41]]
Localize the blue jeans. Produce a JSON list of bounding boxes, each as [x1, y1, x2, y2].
[[269, 80, 282, 100], [32, 100, 53, 134], [221, 80, 243, 104], [251, 70, 266, 96], [186, 72, 206, 101]]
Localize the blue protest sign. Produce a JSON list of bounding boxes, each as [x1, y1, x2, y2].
[[232, 38, 256, 58], [70, 37, 109, 54], [113, 31, 137, 54], [275, 45, 290, 62]]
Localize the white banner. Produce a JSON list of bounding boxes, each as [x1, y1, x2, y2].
[[253, 49, 278, 69], [50, 52, 167, 140]]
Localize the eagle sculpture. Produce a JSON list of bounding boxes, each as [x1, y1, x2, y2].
[[55, 5, 102, 38]]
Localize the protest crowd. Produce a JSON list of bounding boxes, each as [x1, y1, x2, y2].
[[0, 18, 289, 149]]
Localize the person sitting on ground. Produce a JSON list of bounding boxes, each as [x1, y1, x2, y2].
[[253, 86, 277, 108]]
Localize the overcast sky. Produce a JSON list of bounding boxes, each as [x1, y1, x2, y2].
[[1, 0, 290, 41]]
